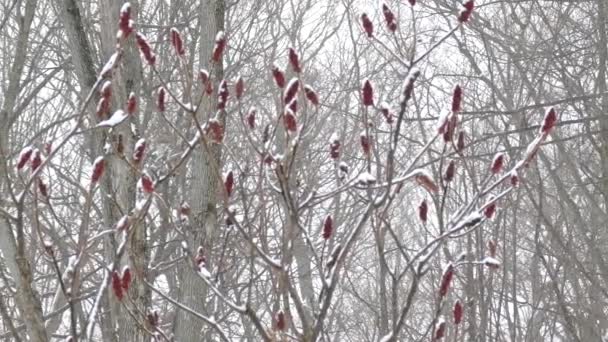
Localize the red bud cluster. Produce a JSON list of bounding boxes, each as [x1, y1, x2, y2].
[[170, 27, 185, 56], [275, 311, 286, 331], [212, 31, 226, 62], [136, 33, 156, 65], [246, 107, 256, 129], [418, 199, 428, 223], [127, 92, 137, 114], [362, 80, 374, 106], [17, 146, 33, 170], [439, 263, 455, 297], [490, 153, 504, 174], [157, 87, 166, 112], [458, 1, 474, 23], [382, 3, 397, 32], [361, 13, 374, 37], [288, 48, 302, 73], [445, 160, 456, 182], [304, 85, 319, 106], [322, 215, 333, 240], [225, 171, 234, 197], [140, 173, 155, 193], [284, 109, 298, 132], [91, 157, 105, 184], [207, 119, 224, 143], [235, 76, 244, 100], [453, 300, 463, 325], [272, 64, 286, 88]]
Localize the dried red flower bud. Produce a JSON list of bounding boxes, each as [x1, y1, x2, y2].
[[140, 173, 155, 194], [322, 215, 333, 240], [283, 78, 300, 104], [157, 87, 166, 112], [415, 170, 439, 193], [509, 170, 519, 187], [362, 79, 374, 106], [272, 64, 286, 88], [434, 319, 446, 340], [101, 81, 112, 100], [96, 97, 110, 118], [540, 107, 557, 135], [382, 3, 397, 32], [488, 240, 497, 257], [288, 47, 302, 73], [218, 80, 229, 110], [418, 199, 428, 223], [360, 133, 371, 155], [112, 271, 124, 301], [38, 179, 48, 197], [212, 31, 226, 63], [121, 266, 132, 290], [17, 146, 33, 170], [127, 92, 137, 114], [304, 85, 319, 105], [490, 153, 505, 174], [443, 113, 458, 143], [235, 76, 244, 100], [118, 3, 132, 36], [361, 13, 374, 37], [287, 99, 298, 113], [224, 171, 234, 197], [170, 27, 185, 56], [445, 160, 456, 182], [453, 300, 464, 325], [135, 33, 156, 65], [207, 119, 224, 142], [456, 131, 466, 152], [275, 311, 286, 331], [451, 85, 462, 113], [379, 103, 394, 124], [284, 109, 298, 132], [458, 0, 474, 23], [246, 107, 256, 129], [484, 200, 496, 219], [439, 263, 454, 297], [133, 139, 146, 163], [30, 149, 42, 172]]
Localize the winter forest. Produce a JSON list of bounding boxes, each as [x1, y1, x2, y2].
[[0, 0, 606, 341]]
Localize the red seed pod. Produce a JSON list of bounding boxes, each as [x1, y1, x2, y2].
[[490, 153, 504, 174], [101, 81, 112, 100], [38, 179, 48, 197], [127, 92, 137, 114], [284, 109, 298, 132], [224, 171, 234, 197], [275, 311, 286, 331], [445, 160, 456, 182], [456, 131, 466, 152], [322, 215, 333, 240], [409, 0, 416, 5], [157, 87, 166, 112], [439, 263, 454, 297], [246, 107, 256, 129], [207, 119, 224, 143], [361, 13, 374, 38], [140, 173, 155, 194], [304, 85, 319, 106], [118, 3, 132, 38], [212, 31, 226, 62], [16, 146, 33, 170], [488, 240, 497, 257], [418, 199, 428, 223], [452, 85, 462, 113], [30, 149, 42, 172], [287, 99, 298, 114], [362, 79, 374, 106], [484, 201, 496, 219], [235, 76, 244, 100], [443, 113, 458, 143], [458, 0, 475, 23], [415, 170, 439, 193], [96, 97, 110, 118], [360, 133, 371, 155], [170, 27, 185, 56], [453, 300, 463, 325], [133, 139, 146, 163], [509, 170, 519, 187], [288, 47, 302, 73], [382, 3, 397, 32], [121, 266, 132, 291], [540, 107, 557, 135], [112, 271, 124, 301], [271, 64, 286, 88], [135, 33, 156, 65], [434, 319, 446, 340], [283, 78, 300, 104]]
